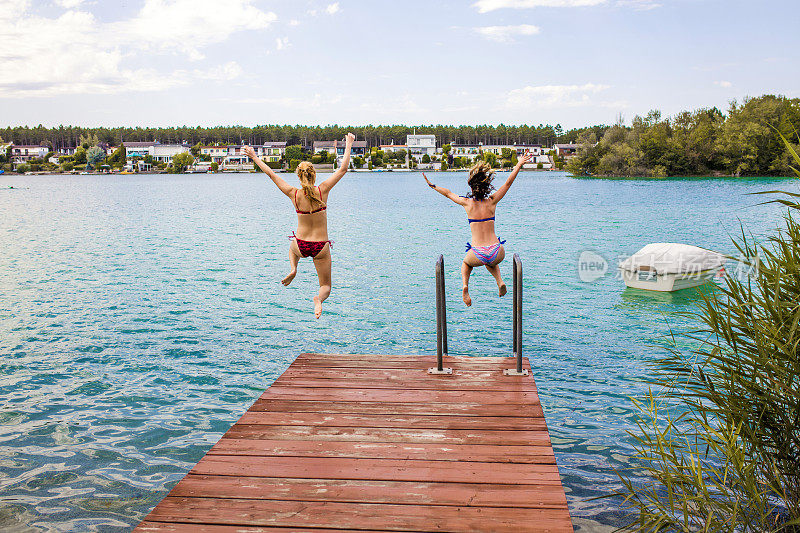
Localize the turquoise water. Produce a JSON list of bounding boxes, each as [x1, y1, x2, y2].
[[0, 171, 793, 532]]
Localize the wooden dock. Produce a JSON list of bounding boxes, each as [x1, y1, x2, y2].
[[136, 353, 572, 532]]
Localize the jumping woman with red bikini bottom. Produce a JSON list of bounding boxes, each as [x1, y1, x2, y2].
[[243, 132, 356, 319]]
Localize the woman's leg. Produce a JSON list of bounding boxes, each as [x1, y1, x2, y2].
[[461, 251, 483, 307], [311, 243, 332, 319], [486, 246, 507, 296], [282, 240, 302, 286]]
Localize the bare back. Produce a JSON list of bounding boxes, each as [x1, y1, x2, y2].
[[464, 197, 499, 246], [293, 187, 330, 242]]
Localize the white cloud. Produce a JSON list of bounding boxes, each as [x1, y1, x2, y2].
[[473, 0, 661, 11], [55, 0, 86, 7], [714, 80, 732, 88], [0, 1, 275, 97], [275, 36, 290, 50], [325, 2, 340, 14], [506, 83, 611, 108], [123, 0, 276, 61], [289, 19, 300, 26], [475, 24, 540, 42], [474, 0, 605, 12]]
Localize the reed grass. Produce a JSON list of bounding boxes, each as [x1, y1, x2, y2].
[[616, 133, 800, 531]]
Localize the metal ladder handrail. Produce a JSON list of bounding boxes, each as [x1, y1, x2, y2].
[[429, 255, 452, 374], [505, 253, 528, 375], [429, 253, 526, 376]]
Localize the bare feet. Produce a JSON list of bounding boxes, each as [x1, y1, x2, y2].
[[499, 283, 507, 297], [281, 269, 297, 286], [313, 296, 323, 319], [462, 286, 472, 307]]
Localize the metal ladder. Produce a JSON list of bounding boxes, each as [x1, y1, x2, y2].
[[429, 254, 527, 376]]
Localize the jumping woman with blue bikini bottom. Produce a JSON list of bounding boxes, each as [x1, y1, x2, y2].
[[423, 153, 531, 306]]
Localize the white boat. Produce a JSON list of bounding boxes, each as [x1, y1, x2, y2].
[[619, 243, 724, 292]]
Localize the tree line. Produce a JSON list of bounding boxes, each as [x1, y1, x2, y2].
[[0, 123, 603, 151], [566, 95, 800, 177]]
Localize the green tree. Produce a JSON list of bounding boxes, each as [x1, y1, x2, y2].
[[85, 146, 105, 170], [440, 160, 448, 171], [421, 154, 431, 164], [73, 146, 87, 164], [107, 145, 125, 167], [190, 142, 202, 157], [210, 162, 219, 172], [172, 152, 194, 172], [285, 145, 304, 163], [442, 144, 452, 155]]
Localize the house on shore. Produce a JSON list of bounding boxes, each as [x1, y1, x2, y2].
[[10, 144, 49, 163], [380, 144, 407, 154], [553, 143, 579, 157], [449, 143, 549, 167], [407, 134, 436, 161], [314, 139, 367, 163]]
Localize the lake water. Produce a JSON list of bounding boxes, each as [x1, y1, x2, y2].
[[0, 171, 793, 532]]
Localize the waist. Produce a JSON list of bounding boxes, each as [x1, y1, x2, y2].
[[294, 228, 329, 242]]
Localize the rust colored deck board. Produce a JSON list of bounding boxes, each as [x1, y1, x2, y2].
[[207, 439, 557, 463], [236, 412, 547, 430], [143, 498, 573, 532], [169, 475, 568, 508], [136, 353, 572, 532], [261, 386, 542, 403], [224, 425, 554, 445], [251, 399, 544, 417]]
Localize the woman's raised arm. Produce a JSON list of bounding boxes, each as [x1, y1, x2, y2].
[[243, 145, 294, 197], [492, 153, 531, 203], [423, 173, 467, 206], [319, 132, 355, 194]]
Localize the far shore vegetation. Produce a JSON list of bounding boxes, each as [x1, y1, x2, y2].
[[1, 94, 798, 177], [567, 95, 800, 178]]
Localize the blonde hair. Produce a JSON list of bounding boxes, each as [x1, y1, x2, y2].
[[467, 161, 495, 201], [295, 161, 324, 208]]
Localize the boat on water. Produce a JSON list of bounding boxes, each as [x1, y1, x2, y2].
[[619, 243, 724, 292], [0, 169, 4, 175]]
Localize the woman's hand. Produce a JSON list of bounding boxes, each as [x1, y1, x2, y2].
[[242, 145, 257, 160], [517, 153, 533, 167], [423, 173, 436, 189], [345, 132, 355, 145]]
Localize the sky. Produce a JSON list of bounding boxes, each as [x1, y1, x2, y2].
[[1, 0, 798, 129]]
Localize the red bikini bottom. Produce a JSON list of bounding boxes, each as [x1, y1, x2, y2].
[[291, 232, 332, 258]]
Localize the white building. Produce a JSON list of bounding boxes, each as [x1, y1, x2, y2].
[[406, 134, 436, 160], [379, 144, 407, 153], [10, 145, 49, 162], [553, 143, 579, 157], [125, 141, 156, 158], [200, 145, 229, 164], [152, 143, 190, 163]]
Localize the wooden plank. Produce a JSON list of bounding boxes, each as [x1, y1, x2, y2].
[[207, 439, 556, 463], [260, 387, 541, 404], [144, 498, 573, 533], [167, 475, 568, 508], [224, 425, 553, 446], [291, 354, 532, 370], [137, 354, 572, 532], [278, 367, 529, 380], [190, 455, 562, 485], [250, 399, 544, 417], [271, 377, 536, 392], [136, 523, 389, 533], [235, 412, 547, 431]]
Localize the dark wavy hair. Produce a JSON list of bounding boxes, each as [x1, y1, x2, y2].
[[467, 161, 495, 201]]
